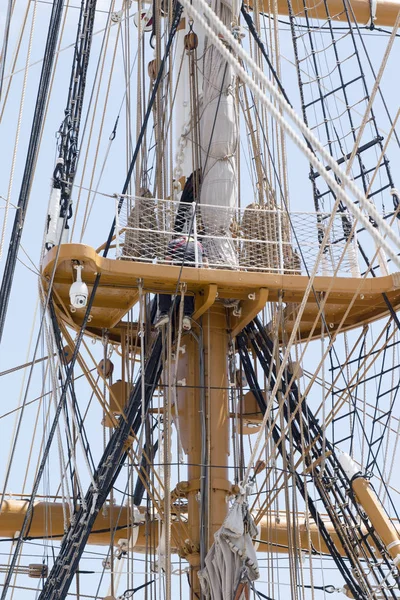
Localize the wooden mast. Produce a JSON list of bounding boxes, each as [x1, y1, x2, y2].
[[175, 304, 231, 596]]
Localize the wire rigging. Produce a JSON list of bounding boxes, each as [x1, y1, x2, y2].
[[0, 0, 13, 103], [45, 0, 98, 251], [0, 0, 64, 345], [11, 5, 184, 599]]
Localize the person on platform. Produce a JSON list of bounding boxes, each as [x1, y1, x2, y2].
[[155, 235, 206, 331], [155, 171, 205, 331]]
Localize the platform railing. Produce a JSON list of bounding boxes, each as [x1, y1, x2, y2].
[[115, 195, 360, 276]]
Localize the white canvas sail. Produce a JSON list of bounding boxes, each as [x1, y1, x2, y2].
[[199, 0, 239, 268]]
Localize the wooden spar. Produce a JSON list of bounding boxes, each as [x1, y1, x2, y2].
[[340, 453, 400, 569], [1, 499, 395, 558], [133, 0, 400, 26], [351, 476, 400, 568], [204, 305, 230, 547], [248, 0, 400, 27]]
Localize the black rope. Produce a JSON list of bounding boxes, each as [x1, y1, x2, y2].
[[0, 0, 65, 345], [261, 14, 400, 37], [121, 580, 155, 598], [50, 0, 98, 241], [237, 329, 365, 599], [103, 1, 183, 258], [241, 6, 291, 105]]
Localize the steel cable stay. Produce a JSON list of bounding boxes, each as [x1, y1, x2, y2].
[[236, 332, 366, 600], [36, 330, 163, 600], [238, 44, 400, 500], [0, 5, 184, 598], [0, 0, 65, 345], [237, 319, 400, 599]]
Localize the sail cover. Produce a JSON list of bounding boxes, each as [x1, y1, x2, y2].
[[200, 0, 239, 268], [198, 493, 260, 599]]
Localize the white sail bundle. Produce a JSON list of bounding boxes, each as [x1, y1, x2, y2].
[[198, 493, 260, 599], [200, 0, 239, 268]]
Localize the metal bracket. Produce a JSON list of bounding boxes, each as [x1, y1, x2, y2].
[[231, 288, 269, 337], [192, 284, 218, 320]]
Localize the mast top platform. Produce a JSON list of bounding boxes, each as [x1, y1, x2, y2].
[[42, 243, 400, 341]]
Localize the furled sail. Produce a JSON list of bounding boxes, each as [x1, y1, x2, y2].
[[198, 492, 259, 599], [200, 0, 239, 268]]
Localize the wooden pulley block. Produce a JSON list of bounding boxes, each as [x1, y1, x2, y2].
[[62, 345, 73, 365], [288, 360, 303, 379], [28, 564, 48, 578], [148, 59, 157, 80], [97, 358, 114, 379], [184, 31, 198, 51], [254, 460, 266, 475], [235, 368, 247, 388]]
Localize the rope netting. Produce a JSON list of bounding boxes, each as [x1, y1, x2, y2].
[[117, 195, 359, 276]]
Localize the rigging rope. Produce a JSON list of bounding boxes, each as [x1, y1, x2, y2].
[[46, 0, 98, 250], [38, 332, 163, 600], [0, 0, 64, 346], [0, 0, 38, 264], [3, 6, 183, 599], [181, 0, 400, 269], [0, 0, 13, 103]]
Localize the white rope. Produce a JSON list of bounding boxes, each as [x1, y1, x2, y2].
[[171, 285, 186, 464], [0, 295, 40, 512], [44, 320, 89, 508], [180, 0, 400, 270], [0, 0, 38, 262]]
